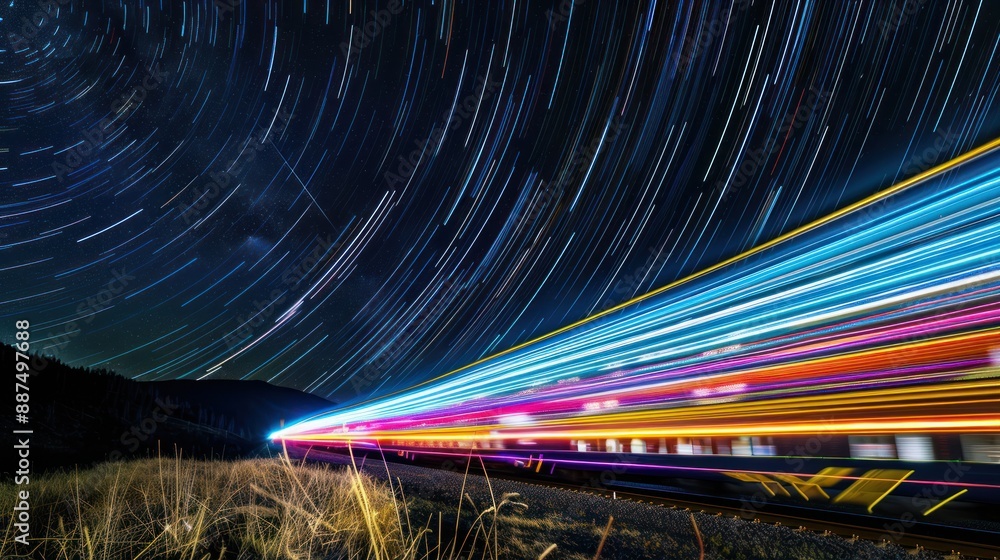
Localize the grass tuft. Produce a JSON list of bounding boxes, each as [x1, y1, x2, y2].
[[0, 450, 532, 560]]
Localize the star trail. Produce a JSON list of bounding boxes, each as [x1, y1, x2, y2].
[[2, 0, 1000, 408]]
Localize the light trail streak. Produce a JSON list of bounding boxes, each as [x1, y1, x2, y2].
[[274, 139, 1000, 449]]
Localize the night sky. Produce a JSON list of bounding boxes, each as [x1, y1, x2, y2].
[[2, 0, 999, 404]]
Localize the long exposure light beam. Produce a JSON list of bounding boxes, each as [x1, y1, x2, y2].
[[273, 138, 1000, 449]]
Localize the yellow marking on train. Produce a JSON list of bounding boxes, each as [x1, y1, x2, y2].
[[832, 469, 914, 513], [772, 467, 855, 500], [922, 488, 968, 516], [724, 472, 790, 497]]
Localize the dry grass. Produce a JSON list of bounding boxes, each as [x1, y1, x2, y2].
[[0, 450, 932, 560], [0, 451, 535, 560]]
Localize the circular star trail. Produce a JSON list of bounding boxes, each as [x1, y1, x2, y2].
[[1, 0, 999, 403]]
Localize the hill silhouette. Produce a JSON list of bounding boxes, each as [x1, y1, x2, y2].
[[1, 343, 333, 474]]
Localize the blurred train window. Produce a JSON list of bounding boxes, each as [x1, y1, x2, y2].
[[658, 438, 668, 454], [960, 434, 1000, 462], [606, 438, 623, 453], [895, 435, 935, 461], [752, 436, 777, 456], [677, 437, 694, 455], [849, 436, 897, 459], [630, 439, 647, 453], [732, 437, 753, 456], [693, 438, 713, 455]]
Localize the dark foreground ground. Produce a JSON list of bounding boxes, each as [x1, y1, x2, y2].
[[1, 453, 973, 559], [296, 448, 951, 560], [0, 343, 333, 474]]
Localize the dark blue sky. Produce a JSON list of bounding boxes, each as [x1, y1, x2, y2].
[[2, 0, 999, 403]]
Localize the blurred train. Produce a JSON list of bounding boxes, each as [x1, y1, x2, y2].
[[277, 142, 1000, 519], [370, 432, 1000, 463], [283, 425, 1000, 522], [280, 372, 1000, 518]]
